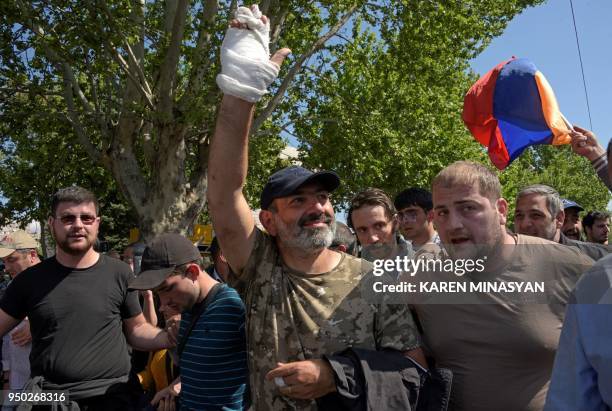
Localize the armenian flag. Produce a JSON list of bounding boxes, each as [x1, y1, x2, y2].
[[463, 58, 571, 170]]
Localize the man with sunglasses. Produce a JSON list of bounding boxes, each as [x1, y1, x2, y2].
[[394, 188, 440, 252], [0, 187, 174, 410]]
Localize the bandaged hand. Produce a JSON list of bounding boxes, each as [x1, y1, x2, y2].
[[216, 5, 281, 102]]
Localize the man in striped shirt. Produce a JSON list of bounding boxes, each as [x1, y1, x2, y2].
[[129, 233, 248, 410]]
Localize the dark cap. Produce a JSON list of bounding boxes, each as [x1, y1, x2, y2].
[[561, 199, 584, 211], [260, 166, 340, 210], [128, 233, 201, 290]]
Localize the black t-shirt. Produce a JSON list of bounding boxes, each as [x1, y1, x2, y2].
[[0, 255, 141, 386]]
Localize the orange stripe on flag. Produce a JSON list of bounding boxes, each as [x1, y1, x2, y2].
[[534, 71, 571, 145]]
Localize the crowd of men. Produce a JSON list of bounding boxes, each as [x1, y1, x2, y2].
[[0, 4, 611, 411]]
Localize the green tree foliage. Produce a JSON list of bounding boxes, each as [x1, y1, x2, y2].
[[3, 0, 604, 241], [501, 145, 610, 226], [0, 0, 362, 239], [0, 92, 137, 253], [287, 1, 608, 211]]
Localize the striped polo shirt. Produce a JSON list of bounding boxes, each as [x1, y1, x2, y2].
[[179, 284, 248, 410]]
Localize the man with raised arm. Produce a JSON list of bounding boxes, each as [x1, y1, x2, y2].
[[569, 125, 611, 190], [207, 5, 423, 410]]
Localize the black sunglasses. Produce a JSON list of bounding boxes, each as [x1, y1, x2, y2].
[[55, 214, 97, 225]]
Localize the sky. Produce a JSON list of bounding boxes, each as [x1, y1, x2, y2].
[[470, 0, 611, 147]]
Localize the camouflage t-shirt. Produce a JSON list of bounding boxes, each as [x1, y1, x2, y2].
[[231, 228, 420, 410]]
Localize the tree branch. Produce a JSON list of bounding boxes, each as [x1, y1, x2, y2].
[[96, 0, 155, 109], [270, 7, 289, 52], [333, 32, 355, 45], [15, 0, 97, 117], [164, 0, 178, 34], [259, 0, 272, 14], [228, 0, 238, 19], [157, 0, 189, 116], [13, 1, 111, 164], [177, 0, 218, 112], [251, 3, 360, 135], [60, 65, 108, 167], [141, 121, 156, 167], [101, 40, 155, 110], [190, 133, 210, 189]]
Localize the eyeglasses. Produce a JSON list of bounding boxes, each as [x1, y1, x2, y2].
[[397, 209, 420, 222], [55, 214, 97, 225]]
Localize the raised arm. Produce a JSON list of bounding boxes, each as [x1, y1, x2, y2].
[[570, 125, 611, 190], [207, 5, 290, 273], [208, 96, 258, 274]]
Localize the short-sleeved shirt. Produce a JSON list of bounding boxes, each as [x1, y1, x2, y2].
[[2, 319, 31, 390], [231, 229, 420, 410], [178, 284, 248, 410], [558, 233, 610, 261], [412, 234, 593, 411], [0, 255, 141, 396]]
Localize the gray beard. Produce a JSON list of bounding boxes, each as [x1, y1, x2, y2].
[[275, 217, 336, 253]]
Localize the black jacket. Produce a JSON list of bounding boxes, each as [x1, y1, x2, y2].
[[317, 348, 451, 411]]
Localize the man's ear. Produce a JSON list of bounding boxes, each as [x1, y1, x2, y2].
[[219, 252, 228, 264], [185, 263, 200, 281], [391, 215, 399, 233], [555, 210, 565, 229], [47, 217, 55, 239], [496, 198, 509, 226], [259, 209, 277, 236], [426, 210, 434, 223]]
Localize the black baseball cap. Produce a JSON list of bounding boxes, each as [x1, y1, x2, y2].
[[128, 233, 201, 290], [260, 166, 340, 210]]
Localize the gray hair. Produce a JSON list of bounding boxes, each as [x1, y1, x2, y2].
[[517, 184, 562, 218]]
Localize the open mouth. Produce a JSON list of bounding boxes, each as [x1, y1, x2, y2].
[[450, 237, 470, 245]]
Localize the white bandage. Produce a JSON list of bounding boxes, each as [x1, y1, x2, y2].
[[216, 5, 280, 102], [274, 377, 287, 387]]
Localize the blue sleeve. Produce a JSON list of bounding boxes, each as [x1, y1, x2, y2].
[[544, 304, 608, 411]]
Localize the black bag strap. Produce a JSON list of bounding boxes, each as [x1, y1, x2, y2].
[[178, 283, 223, 355]]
